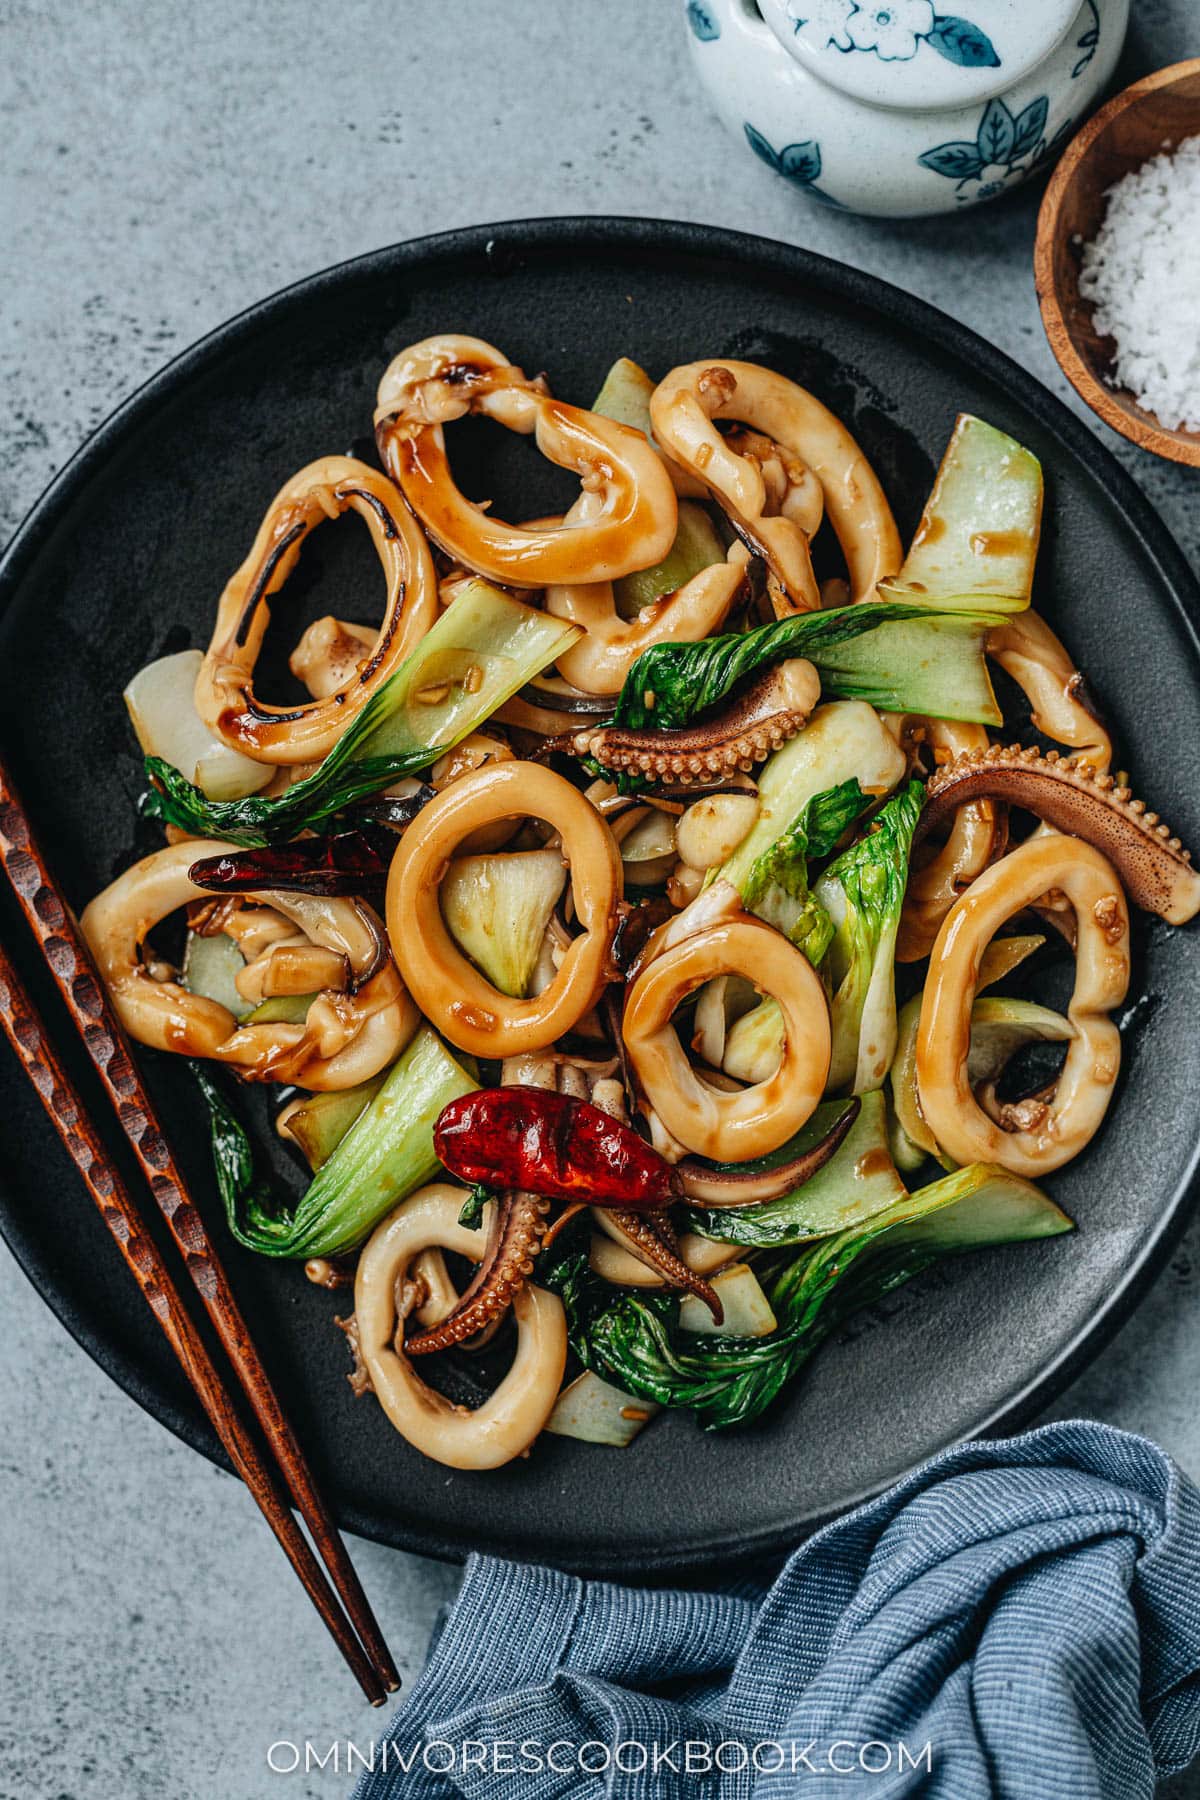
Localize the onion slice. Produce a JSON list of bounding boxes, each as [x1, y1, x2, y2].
[[125, 649, 273, 801]]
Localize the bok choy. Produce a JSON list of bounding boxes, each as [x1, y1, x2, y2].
[[439, 848, 567, 998], [684, 1091, 905, 1249], [182, 930, 254, 1020], [544, 1370, 659, 1447], [882, 414, 1042, 610], [739, 776, 872, 964], [591, 356, 716, 608], [126, 649, 273, 801], [193, 1026, 477, 1256], [145, 582, 580, 845], [613, 502, 724, 618], [719, 702, 906, 896], [545, 1162, 1071, 1430], [612, 600, 1006, 734], [276, 1076, 386, 1171], [678, 1264, 777, 1337], [815, 780, 923, 1094]]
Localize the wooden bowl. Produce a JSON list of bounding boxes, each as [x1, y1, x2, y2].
[[1035, 58, 1200, 466]]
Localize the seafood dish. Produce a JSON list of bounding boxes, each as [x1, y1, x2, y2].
[[79, 336, 1200, 1469]]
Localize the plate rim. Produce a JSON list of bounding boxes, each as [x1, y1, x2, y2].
[[3, 213, 1199, 1578]]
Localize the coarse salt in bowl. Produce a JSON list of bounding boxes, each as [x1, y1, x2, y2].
[[1079, 135, 1200, 433]]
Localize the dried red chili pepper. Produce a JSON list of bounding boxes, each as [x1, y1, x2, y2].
[[187, 788, 434, 897], [434, 1087, 680, 1211], [188, 831, 388, 897]]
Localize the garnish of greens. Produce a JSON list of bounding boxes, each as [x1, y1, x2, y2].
[[612, 599, 1006, 734], [144, 582, 579, 845], [192, 1027, 477, 1257], [543, 1165, 1071, 1430]]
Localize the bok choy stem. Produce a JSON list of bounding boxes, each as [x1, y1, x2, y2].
[[815, 779, 924, 1094], [684, 1091, 905, 1249]]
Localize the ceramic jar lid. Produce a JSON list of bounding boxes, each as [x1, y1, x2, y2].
[[755, 0, 1080, 111]]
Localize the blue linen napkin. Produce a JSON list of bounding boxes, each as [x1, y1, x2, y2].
[[351, 1421, 1200, 1798]]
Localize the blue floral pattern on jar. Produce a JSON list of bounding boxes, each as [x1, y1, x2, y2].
[[686, 1, 721, 41], [918, 94, 1075, 200], [743, 124, 845, 205], [785, 0, 1000, 67], [1072, 0, 1100, 78]]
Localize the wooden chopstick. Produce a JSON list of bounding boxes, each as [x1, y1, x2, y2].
[[0, 758, 399, 1702], [0, 940, 387, 1704]]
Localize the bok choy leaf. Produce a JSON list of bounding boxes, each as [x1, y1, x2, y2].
[[545, 1162, 1071, 1430], [192, 1026, 477, 1256], [719, 702, 906, 897], [144, 583, 580, 845], [612, 601, 1005, 734]]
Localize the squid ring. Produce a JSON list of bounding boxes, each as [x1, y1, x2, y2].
[[649, 360, 901, 609], [195, 456, 437, 765], [916, 835, 1130, 1176], [546, 530, 750, 696], [374, 334, 678, 586], [988, 611, 1112, 772], [386, 760, 623, 1057], [81, 840, 416, 1089], [623, 915, 830, 1161], [354, 1185, 567, 1470], [892, 718, 1001, 963]]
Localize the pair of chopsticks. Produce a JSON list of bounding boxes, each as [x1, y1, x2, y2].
[[0, 753, 398, 1705]]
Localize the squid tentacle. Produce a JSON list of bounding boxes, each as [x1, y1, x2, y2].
[[551, 658, 820, 786], [919, 744, 1200, 925], [405, 1191, 552, 1357], [602, 1207, 723, 1323]]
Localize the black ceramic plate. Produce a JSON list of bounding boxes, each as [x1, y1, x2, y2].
[[3, 219, 1199, 1579]]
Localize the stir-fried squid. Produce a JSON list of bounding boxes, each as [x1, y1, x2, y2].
[[890, 717, 999, 962], [196, 456, 438, 764], [386, 760, 623, 1058], [623, 890, 831, 1162], [353, 1184, 567, 1468], [81, 840, 415, 1088], [84, 342, 1199, 1471], [650, 359, 902, 608], [917, 834, 1129, 1174], [374, 335, 678, 586], [546, 534, 751, 696]]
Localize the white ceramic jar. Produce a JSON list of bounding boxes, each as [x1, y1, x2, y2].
[[684, 0, 1128, 216]]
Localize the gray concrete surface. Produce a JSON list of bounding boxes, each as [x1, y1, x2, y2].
[[3, 2, 1200, 1794]]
